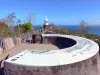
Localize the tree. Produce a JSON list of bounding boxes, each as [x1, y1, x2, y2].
[[15, 13, 35, 37], [0, 13, 22, 37], [1, 13, 16, 26], [15, 21, 33, 37], [27, 13, 36, 26], [22, 21, 33, 32], [80, 20, 93, 38], [15, 24, 23, 37], [27, 13, 36, 31], [0, 21, 11, 37]]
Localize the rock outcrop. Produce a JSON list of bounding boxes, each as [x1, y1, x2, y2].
[[32, 34, 42, 44]]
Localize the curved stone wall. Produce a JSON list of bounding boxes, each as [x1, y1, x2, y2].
[[4, 34, 99, 75]]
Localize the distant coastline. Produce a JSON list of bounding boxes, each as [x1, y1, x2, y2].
[[33, 25, 100, 36]]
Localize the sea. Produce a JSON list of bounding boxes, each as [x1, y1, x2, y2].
[[33, 25, 100, 36]]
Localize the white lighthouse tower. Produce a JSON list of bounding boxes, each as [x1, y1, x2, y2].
[[44, 17, 49, 25], [43, 17, 50, 30]]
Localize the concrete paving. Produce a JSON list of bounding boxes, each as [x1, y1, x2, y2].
[[8, 43, 58, 57]]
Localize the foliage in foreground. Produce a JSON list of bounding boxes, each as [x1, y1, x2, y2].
[[0, 21, 13, 37], [15, 21, 33, 37]]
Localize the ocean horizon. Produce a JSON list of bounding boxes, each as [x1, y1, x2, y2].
[[33, 25, 100, 36]]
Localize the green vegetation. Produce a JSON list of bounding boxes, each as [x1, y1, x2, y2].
[[0, 13, 17, 37], [49, 23, 55, 30], [48, 23, 70, 34], [15, 21, 33, 37], [79, 20, 93, 38], [0, 13, 35, 37], [0, 21, 13, 37], [15, 13, 35, 37], [53, 27, 69, 34], [16, 22, 33, 33]]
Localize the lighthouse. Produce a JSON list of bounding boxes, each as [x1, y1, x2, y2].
[[44, 17, 49, 25], [43, 17, 50, 31]]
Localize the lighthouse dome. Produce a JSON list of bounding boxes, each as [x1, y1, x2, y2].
[[44, 17, 48, 22]]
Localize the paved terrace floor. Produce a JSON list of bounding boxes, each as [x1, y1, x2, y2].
[[0, 43, 58, 67], [9, 43, 58, 57], [0, 43, 58, 59]]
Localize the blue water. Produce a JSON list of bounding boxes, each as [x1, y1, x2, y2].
[[34, 25, 100, 36]]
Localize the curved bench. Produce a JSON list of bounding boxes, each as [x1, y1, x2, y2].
[[4, 34, 99, 75]]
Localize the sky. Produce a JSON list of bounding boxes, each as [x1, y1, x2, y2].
[[0, 0, 100, 26]]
